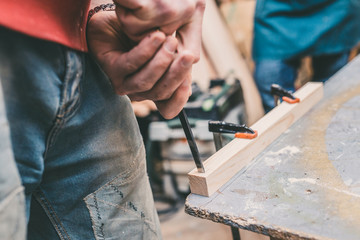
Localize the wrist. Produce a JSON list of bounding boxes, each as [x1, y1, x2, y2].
[[88, 3, 116, 22], [90, 0, 113, 9]]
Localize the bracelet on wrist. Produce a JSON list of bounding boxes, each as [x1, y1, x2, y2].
[[88, 3, 116, 21]]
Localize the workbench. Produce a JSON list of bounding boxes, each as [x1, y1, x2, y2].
[[185, 55, 360, 240]]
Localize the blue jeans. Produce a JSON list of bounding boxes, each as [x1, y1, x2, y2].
[[0, 83, 26, 239], [254, 52, 349, 112], [0, 28, 161, 239]]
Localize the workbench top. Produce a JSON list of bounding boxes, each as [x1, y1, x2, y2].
[[185, 56, 360, 240]]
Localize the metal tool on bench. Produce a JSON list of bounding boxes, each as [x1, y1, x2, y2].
[[178, 109, 205, 173], [184, 78, 245, 121], [174, 78, 246, 173], [148, 78, 245, 204], [208, 120, 258, 150], [271, 83, 300, 106]]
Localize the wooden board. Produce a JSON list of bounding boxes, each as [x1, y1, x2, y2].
[[185, 55, 360, 239], [201, 0, 264, 125], [220, 0, 256, 71], [188, 82, 323, 197], [191, 45, 217, 91]]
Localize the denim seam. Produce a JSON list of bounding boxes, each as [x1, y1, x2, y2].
[[96, 198, 158, 236], [55, 50, 83, 119], [83, 150, 144, 202], [57, 50, 72, 117], [90, 193, 105, 239], [43, 50, 83, 158], [59, 88, 81, 118], [34, 189, 71, 240], [86, 196, 98, 239], [60, 53, 84, 118], [42, 48, 69, 156], [83, 151, 145, 239]]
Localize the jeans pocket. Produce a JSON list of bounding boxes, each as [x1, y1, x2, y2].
[[84, 161, 160, 240]]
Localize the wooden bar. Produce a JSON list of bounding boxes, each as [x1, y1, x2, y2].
[[188, 82, 324, 196]]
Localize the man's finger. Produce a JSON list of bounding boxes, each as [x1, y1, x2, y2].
[[115, 0, 196, 41], [115, 6, 153, 41], [122, 36, 178, 95], [116, 31, 166, 75], [116, 7, 181, 42], [135, 52, 194, 101], [176, 0, 206, 62], [155, 75, 192, 119]]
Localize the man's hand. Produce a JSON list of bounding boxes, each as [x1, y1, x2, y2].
[[113, 0, 206, 118], [114, 0, 206, 62], [87, 11, 194, 118]]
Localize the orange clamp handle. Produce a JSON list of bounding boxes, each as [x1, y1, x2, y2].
[[282, 96, 300, 104], [235, 130, 258, 139]]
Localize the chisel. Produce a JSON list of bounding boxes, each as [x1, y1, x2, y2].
[[178, 109, 205, 173]]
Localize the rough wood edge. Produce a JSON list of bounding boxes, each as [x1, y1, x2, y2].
[[188, 82, 324, 197]]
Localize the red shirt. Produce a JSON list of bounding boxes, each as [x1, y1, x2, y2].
[[0, 0, 90, 52]]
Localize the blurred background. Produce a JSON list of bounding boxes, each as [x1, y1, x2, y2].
[[131, 0, 360, 239]]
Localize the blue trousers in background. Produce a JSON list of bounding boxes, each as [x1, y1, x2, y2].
[[254, 52, 350, 112]]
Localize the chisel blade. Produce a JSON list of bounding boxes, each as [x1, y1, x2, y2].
[[178, 109, 205, 173]]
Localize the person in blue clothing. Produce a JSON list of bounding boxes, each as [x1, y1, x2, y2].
[[252, 0, 360, 112]]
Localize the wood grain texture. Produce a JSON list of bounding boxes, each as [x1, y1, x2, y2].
[[188, 82, 324, 196]]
